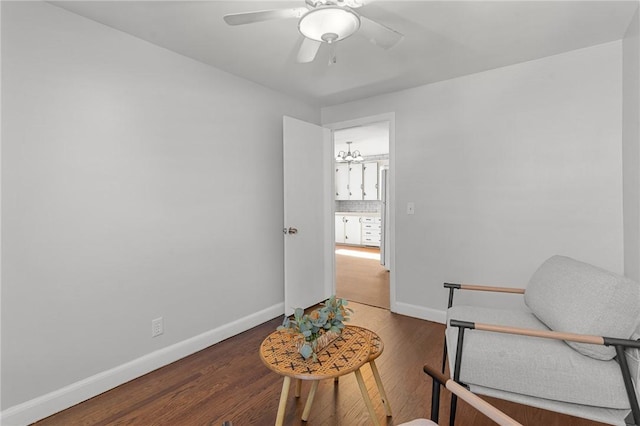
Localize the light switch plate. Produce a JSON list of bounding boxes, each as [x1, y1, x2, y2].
[[407, 202, 415, 215]]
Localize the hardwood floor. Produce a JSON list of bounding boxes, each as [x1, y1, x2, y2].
[[35, 303, 607, 426], [335, 245, 390, 309]]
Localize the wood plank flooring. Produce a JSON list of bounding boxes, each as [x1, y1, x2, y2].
[[35, 303, 607, 425], [335, 245, 390, 309]]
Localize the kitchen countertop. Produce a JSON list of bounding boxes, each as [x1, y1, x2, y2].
[[335, 212, 381, 217]]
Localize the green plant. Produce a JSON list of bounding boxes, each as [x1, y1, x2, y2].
[[278, 296, 353, 360]]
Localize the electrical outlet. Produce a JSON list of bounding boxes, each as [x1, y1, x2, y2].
[[151, 317, 164, 337]]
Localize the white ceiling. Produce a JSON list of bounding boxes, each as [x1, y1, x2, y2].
[[334, 121, 389, 156], [50, 1, 638, 107]]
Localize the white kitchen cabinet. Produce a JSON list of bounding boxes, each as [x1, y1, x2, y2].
[[335, 163, 350, 200], [343, 215, 361, 245], [336, 214, 362, 245], [363, 162, 378, 200], [335, 215, 346, 243], [361, 216, 381, 247], [349, 163, 363, 200], [336, 214, 381, 246], [335, 162, 371, 200]]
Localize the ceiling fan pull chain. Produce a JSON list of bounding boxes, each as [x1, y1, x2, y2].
[[329, 43, 337, 65]]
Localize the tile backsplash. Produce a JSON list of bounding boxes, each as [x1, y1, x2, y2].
[[336, 200, 381, 213]]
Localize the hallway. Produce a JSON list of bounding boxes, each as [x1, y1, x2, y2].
[[335, 245, 390, 309]]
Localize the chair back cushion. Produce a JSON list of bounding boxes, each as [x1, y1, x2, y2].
[[524, 255, 640, 360]]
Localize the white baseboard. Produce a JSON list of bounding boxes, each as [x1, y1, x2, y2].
[[393, 301, 446, 324], [1, 303, 284, 426]]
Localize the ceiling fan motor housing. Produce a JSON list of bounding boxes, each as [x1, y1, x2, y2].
[[306, 0, 364, 8]]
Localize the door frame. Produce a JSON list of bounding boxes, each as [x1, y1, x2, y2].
[[323, 112, 396, 312]]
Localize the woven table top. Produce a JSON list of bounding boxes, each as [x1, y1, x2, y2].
[[259, 326, 370, 380], [348, 325, 384, 361]]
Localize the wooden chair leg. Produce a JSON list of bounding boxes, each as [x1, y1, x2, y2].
[[294, 379, 302, 398], [369, 360, 392, 417]]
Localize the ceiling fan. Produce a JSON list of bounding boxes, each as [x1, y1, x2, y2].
[[223, 0, 404, 64]]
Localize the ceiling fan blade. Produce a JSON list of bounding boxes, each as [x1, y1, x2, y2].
[[358, 15, 404, 49], [297, 37, 322, 63], [223, 8, 307, 26]]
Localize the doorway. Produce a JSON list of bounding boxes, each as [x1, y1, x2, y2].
[[332, 121, 390, 309]]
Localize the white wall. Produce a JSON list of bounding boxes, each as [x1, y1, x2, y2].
[[1, 0, 318, 419], [623, 8, 640, 282], [322, 42, 624, 319]]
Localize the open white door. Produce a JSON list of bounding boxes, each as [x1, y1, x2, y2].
[[283, 116, 333, 315]]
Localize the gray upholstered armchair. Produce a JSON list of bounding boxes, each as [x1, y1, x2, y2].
[[443, 255, 640, 426]]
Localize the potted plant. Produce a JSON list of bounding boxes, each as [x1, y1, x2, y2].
[[278, 296, 353, 361]]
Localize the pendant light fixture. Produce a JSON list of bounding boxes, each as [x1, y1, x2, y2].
[[336, 141, 364, 163]]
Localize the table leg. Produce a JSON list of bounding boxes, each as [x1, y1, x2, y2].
[[369, 360, 392, 417], [302, 380, 319, 421], [354, 368, 380, 426], [275, 376, 291, 426], [294, 379, 302, 398]]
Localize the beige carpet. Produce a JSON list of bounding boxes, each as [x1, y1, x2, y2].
[[335, 245, 390, 309]]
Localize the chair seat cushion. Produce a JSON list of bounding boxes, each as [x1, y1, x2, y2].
[[446, 305, 630, 409], [397, 420, 436, 426], [524, 255, 640, 360]]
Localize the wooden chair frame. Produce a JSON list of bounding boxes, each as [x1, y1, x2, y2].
[[444, 282, 640, 426]]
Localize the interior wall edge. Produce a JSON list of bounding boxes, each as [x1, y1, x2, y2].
[[0, 302, 284, 426], [622, 7, 640, 282], [393, 302, 446, 325]]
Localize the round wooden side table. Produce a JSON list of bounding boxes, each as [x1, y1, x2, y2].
[[259, 326, 379, 425]]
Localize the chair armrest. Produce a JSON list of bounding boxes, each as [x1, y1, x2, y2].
[[423, 363, 523, 426], [446, 380, 523, 426], [423, 363, 448, 386], [449, 319, 640, 348], [444, 282, 526, 294], [444, 283, 525, 309]]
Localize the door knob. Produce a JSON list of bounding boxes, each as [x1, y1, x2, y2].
[[284, 227, 298, 234]]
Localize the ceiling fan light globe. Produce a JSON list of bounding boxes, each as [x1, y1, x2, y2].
[[298, 6, 360, 43]]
